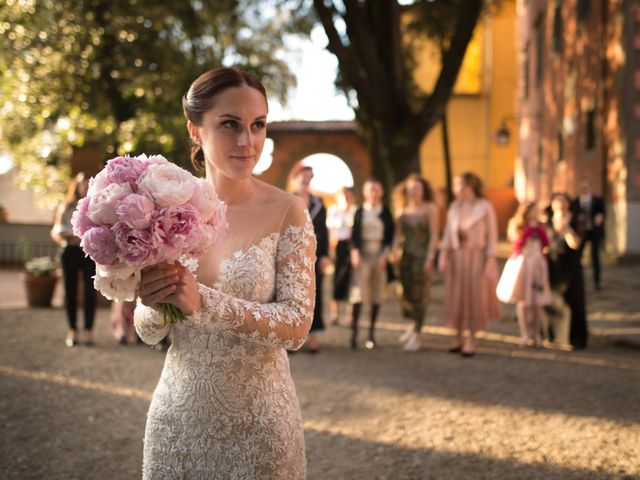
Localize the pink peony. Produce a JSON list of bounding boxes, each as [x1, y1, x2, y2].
[[113, 222, 157, 266], [116, 193, 155, 229], [106, 155, 148, 189], [86, 182, 133, 225], [206, 202, 228, 245], [81, 226, 118, 265], [190, 224, 218, 256], [138, 163, 196, 207], [71, 197, 96, 237], [87, 168, 111, 197], [151, 205, 201, 261], [140, 154, 169, 167], [191, 179, 224, 222]]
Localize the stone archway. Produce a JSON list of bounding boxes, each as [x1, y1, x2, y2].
[[260, 121, 371, 193]]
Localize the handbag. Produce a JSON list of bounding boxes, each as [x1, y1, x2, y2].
[[496, 254, 524, 303]]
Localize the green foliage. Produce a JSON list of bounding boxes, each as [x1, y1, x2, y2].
[[0, 0, 313, 201]]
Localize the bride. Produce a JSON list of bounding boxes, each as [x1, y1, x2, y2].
[[134, 67, 315, 479]]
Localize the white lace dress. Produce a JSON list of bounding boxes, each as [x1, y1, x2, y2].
[[134, 194, 316, 480]]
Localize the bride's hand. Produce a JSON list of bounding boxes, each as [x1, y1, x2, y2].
[[162, 264, 203, 315], [138, 263, 180, 310]]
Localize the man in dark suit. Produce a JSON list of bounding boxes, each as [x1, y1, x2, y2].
[[571, 179, 605, 290]]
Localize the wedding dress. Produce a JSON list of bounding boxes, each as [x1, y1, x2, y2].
[[134, 188, 315, 480]]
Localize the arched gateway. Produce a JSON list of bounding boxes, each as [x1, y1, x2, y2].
[[260, 120, 371, 190]]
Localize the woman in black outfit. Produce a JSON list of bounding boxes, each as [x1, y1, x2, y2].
[[546, 192, 588, 349], [51, 173, 97, 347]]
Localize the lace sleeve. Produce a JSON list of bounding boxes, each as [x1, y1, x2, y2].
[[189, 202, 316, 350], [133, 302, 170, 345]]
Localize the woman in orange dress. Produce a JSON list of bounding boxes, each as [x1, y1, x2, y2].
[[438, 172, 500, 356]]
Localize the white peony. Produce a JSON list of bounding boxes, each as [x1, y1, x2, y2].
[[137, 163, 196, 207], [93, 263, 141, 301]]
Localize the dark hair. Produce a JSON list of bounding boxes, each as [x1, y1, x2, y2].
[[182, 67, 267, 171], [550, 191, 571, 204], [405, 173, 433, 202], [65, 172, 86, 205], [460, 171, 484, 198], [290, 163, 313, 178], [392, 173, 433, 214]]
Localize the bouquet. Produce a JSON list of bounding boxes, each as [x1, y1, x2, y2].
[[71, 154, 227, 324]]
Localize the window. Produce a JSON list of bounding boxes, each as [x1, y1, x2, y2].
[[523, 43, 530, 100], [552, 4, 563, 55], [557, 130, 564, 162], [585, 108, 596, 151], [577, 0, 592, 23], [535, 15, 545, 86]]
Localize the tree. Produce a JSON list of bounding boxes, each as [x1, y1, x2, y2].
[[312, 0, 484, 195], [0, 0, 311, 205]]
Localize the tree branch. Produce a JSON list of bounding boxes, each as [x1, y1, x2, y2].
[[417, 0, 483, 132], [313, 0, 379, 119]]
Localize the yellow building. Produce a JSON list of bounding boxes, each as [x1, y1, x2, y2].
[[414, 0, 518, 233]]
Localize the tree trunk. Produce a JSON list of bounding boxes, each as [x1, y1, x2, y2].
[[441, 109, 454, 202]]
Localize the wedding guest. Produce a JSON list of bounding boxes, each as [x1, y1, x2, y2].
[[326, 186, 356, 326], [547, 192, 588, 349], [391, 174, 439, 352], [50, 172, 97, 347], [571, 179, 605, 290], [438, 172, 500, 357], [134, 67, 315, 478], [110, 300, 140, 345], [498, 202, 551, 347], [289, 164, 331, 353], [349, 178, 394, 349]]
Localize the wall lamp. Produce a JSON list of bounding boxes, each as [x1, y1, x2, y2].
[[494, 115, 518, 146]]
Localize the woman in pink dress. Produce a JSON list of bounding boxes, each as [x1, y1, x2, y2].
[[502, 202, 551, 347], [438, 172, 500, 356]]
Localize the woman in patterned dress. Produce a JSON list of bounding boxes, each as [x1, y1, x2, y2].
[[392, 174, 439, 352], [134, 67, 316, 479]]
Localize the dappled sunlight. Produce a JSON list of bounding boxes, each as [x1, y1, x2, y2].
[[303, 385, 639, 478], [0, 364, 152, 401], [373, 320, 639, 372]]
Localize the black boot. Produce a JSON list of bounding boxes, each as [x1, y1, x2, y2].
[[350, 303, 361, 349], [366, 304, 380, 349]]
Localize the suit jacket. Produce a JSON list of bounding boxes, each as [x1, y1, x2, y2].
[[351, 204, 395, 253], [308, 194, 329, 260], [571, 195, 605, 239]]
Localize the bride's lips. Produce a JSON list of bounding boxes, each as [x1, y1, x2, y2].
[[231, 155, 255, 162]]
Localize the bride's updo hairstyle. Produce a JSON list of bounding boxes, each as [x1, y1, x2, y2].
[[182, 67, 267, 171]]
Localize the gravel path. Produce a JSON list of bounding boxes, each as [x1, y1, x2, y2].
[[1, 264, 639, 480]]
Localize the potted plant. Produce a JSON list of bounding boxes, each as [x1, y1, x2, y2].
[[21, 256, 59, 307]]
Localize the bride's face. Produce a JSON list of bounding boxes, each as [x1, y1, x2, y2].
[[191, 84, 268, 181]]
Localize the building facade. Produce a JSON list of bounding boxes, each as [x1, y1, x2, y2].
[[516, 0, 640, 255], [415, 0, 519, 235]]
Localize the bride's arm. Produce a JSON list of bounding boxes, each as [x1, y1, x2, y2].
[[133, 301, 171, 345], [191, 199, 316, 350]]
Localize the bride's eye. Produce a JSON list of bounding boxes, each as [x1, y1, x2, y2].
[[252, 120, 266, 130], [222, 119, 238, 129]]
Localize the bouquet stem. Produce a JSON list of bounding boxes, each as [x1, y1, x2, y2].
[[163, 303, 187, 325]]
